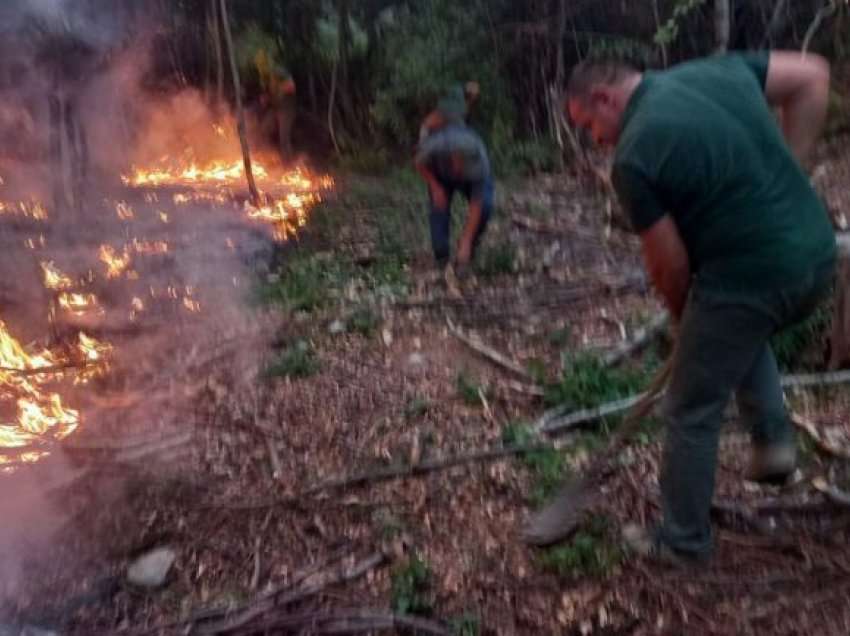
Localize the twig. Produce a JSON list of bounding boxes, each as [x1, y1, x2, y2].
[[812, 477, 850, 508], [802, 0, 837, 53], [781, 370, 850, 388], [501, 378, 545, 398], [791, 412, 850, 459], [602, 313, 669, 367], [446, 316, 536, 383], [531, 369, 850, 437], [197, 552, 387, 635], [511, 211, 606, 243], [536, 391, 663, 435], [250, 536, 261, 591], [253, 390, 283, 481], [233, 608, 451, 635]]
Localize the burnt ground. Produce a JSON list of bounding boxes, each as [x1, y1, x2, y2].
[[1, 136, 850, 636]]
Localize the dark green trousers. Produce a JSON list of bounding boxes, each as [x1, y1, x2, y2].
[[658, 260, 834, 557]]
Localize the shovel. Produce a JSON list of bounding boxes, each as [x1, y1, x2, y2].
[[522, 352, 674, 546]]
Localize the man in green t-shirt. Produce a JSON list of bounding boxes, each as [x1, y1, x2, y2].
[[540, 52, 835, 563]]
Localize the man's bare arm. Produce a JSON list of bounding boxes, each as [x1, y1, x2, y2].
[[639, 215, 691, 321], [764, 51, 830, 167]]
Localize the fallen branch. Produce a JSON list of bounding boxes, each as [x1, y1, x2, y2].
[[197, 552, 387, 635], [446, 316, 535, 383], [511, 212, 606, 243], [229, 608, 451, 636], [532, 369, 850, 436], [206, 443, 552, 510], [0, 361, 97, 376], [535, 391, 663, 436], [602, 313, 669, 367], [812, 477, 850, 508], [781, 370, 850, 388]]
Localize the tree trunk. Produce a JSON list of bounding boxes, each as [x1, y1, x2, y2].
[[714, 0, 731, 53], [212, 0, 225, 107], [829, 234, 850, 369], [218, 0, 260, 206]]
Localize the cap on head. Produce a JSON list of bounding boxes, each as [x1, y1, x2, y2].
[[437, 84, 467, 122]]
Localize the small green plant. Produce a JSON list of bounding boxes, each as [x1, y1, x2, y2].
[[456, 370, 487, 406], [548, 325, 572, 347], [450, 614, 480, 636], [537, 515, 623, 579], [347, 306, 381, 337], [258, 253, 353, 312], [545, 353, 648, 410], [404, 396, 431, 419], [264, 340, 319, 379], [503, 423, 568, 504], [391, 554, 433, 616], [474, 240, 516, 277]]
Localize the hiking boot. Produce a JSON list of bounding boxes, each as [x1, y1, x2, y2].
[[621, 523, 708, 568], [745, 443, 796, 485]]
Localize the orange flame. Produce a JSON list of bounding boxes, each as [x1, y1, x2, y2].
[[99, 245, 133, 279]]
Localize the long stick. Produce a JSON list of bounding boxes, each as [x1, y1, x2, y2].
[[218, 0, 260, 206]]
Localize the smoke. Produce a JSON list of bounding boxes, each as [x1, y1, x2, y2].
[[0, 1, 285, 613]]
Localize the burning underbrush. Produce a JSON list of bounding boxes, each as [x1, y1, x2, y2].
[[0, 91, 333, 474]]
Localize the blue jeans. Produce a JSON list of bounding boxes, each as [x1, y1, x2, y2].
[[428, 177, 493, 266], [658, 260, 834, 558]]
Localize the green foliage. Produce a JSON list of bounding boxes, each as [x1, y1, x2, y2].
[[771, 304, 831, 371], [391, 555, 433, 616], [456, 370, 487, 406], [450, 614, 481, 636], [264, 340, 319, 379], [371, 0, 514, 147], [489, 116, 559, 177], [474, 240, 516, 277], [545, 353, 648, 410], [502, 423, 568, 504], [548, 326, 572, 347], [347, 306, 381, 337], [404, 396, 431, 419], [654, 0, 708, 47], [537, 515, 624, 579], [257, 253, 353, 312]]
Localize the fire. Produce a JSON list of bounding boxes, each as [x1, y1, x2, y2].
[[116, 201, 135, 220], [99, 245, 133, 278], [58, 292, 103, 317], [0, 321, 80, 453], [41, 261, 74, 290], [123, 159, 270, 188], [132, 238, 170, 254], [0, 199, 47, 220]]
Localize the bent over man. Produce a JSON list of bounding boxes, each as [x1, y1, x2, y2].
[[543, 51, 836, 563]]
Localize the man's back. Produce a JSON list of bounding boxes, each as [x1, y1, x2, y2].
[[614, 53, 835, 288]]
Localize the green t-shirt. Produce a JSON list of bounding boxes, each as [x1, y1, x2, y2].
[[612, 52, 836, 289]]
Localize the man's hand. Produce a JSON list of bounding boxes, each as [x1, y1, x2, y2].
[[764, 51, 830, 168], [456, 197, 483, 266], [639, 215, 691, 322]]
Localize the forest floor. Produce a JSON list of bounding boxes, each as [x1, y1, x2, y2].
[[3, 132, 850, 636]]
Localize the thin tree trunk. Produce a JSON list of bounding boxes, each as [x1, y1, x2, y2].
[[653, 0, 669, 67], [218, 0, 260, 206], [212, 0, 225, 107], [327, 53, 341, 156], [715, 0, 731, 53], [761, 0, 790, 49]]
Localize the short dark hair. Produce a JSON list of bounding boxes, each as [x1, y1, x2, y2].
[[566, 60, 638, 101]]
